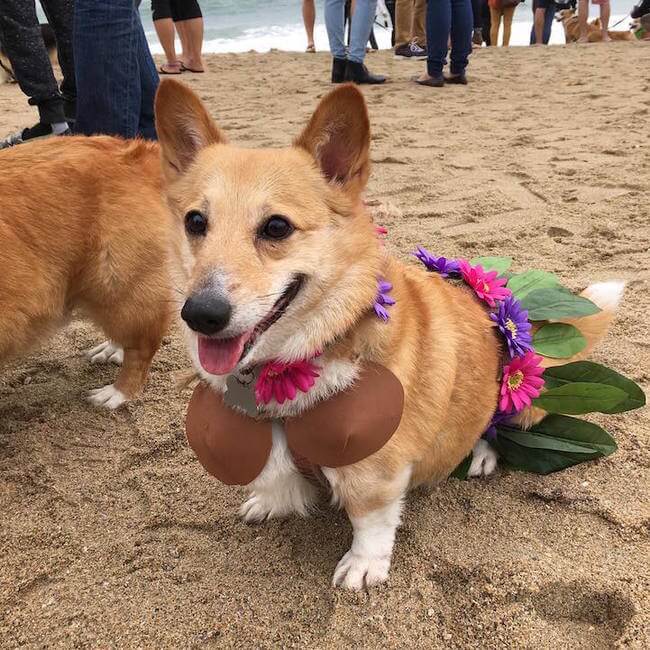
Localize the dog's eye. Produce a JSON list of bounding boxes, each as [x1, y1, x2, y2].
[[259, 216, 294, 241], [185, 210, 208, 237]]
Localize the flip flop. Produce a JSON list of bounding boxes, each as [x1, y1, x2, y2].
[[180, 63, 205, 73], [159, 63, 182, 75], [306, 44, 316, 53]]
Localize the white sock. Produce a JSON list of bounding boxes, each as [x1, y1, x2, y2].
[[51, 121, 69, 135]]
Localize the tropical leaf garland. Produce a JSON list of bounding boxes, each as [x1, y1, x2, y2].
[[448, 261, 646, 480]]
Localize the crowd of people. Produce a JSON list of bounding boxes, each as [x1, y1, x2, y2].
[[0, 0, 646, 149]]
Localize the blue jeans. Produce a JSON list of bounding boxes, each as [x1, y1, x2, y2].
[[74, 0, 159, 139], [530, 3, 555, 44], [426, 0, 473, 77], [325, 0, 377, 64]]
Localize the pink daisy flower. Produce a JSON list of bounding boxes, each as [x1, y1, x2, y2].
[[458, 260, 511, 307], [255, 358, 320, 405], [499, 352, 545, 413]]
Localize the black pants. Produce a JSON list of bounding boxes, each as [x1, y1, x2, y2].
[[0, 0, 75, 124], [151, 0, 202, 22]]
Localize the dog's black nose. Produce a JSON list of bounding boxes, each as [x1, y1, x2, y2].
[[181, 291, 232, 335]]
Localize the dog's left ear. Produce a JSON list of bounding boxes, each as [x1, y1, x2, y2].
[[154, 79, 225, 179], [294, 84, 370, 198]]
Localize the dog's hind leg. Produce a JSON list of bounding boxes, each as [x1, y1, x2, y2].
[[240, 422, 319, 523], [325, 463, 412, 590]]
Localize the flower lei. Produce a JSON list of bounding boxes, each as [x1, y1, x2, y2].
[[414, 247, 545, 436]]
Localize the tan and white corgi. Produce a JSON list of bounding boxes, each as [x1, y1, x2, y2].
[[0, 137, 172, 408], [154, 80, 624, 589]]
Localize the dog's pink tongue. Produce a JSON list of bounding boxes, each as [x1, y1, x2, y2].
[[198, 334, 249, 375]]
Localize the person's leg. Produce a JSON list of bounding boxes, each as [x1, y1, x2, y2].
[[502, 5, 515, 45], [75, 0, 158, 139], [542, 3, 554, 42], [599, 0, 611, 39], [348, 0, 378, 62], [0, 0, 66, 127], [533, 7, 546, 43], [302, 0, 317, 49], [325, 0, 348, 59], [137, 17, 159, 140], [449, 0, 473, 75], [578, 0, 590, 41], [41, 0, 76, 121], [425, 0, 452, 79], [413, 0, 428, 46], [489, 7, 501, 45], [173, 0, 204, 71], [394, 0, 414, 48]]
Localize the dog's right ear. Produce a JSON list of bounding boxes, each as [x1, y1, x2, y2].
[[154, 79, 225, 178]]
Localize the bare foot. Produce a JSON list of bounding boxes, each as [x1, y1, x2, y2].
[[180, 58, 205, 73], [159, 62, 182, 75], [602, 33, 612, 42], [577, 36, 589, 43]]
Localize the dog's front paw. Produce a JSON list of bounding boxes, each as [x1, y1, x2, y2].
[[87, 384, 127, 410], [332, 550, 391, 590], [468, 439, 498, 478], [87, 340, 124, 365]]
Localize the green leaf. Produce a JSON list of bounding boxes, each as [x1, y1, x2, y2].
[[542, 361, 646, 413], [533, 383, 629, 414], [493, 414, 617, 474], [533, 323, 587, 358], [450, 454, 471, 480], [521, 287, 601, 320], [507, 270, 561, 300], [470, 256, 512, 275]]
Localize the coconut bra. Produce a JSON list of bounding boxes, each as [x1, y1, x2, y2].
[[185, 244, 645, 484]]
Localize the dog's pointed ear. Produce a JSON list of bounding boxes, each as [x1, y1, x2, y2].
[[294, 84, 370, 197], [154, 79, 225, 178]]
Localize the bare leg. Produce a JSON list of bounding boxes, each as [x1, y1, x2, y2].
[[176, 17, 204, 72], [502, 6, 515, 46], [578, 0, 590, 42], [533, 8, 545, 45], [600, 1, 611, 40], [489, 7, 501, 46], [302, 0, 316, 50], [153, 17, 180, 72]]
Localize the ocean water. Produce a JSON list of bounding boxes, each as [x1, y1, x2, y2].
[[137, 0, 634, 51]]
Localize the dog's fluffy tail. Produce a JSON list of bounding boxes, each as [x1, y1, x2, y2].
[[514, 280, 625, 429]]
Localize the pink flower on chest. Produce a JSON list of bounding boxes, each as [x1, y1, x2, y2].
[[255, 358, 320, 405], [499, 352, 545, 413]]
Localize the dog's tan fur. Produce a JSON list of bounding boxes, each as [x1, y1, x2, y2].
[[0, 137, 172, 405], [155, 80, 621, 587], [557, 9, 634, 42]]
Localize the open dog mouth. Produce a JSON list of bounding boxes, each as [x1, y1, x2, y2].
[[196, 274, 305, 375]]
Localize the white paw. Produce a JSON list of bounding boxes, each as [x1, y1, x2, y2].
[[86, 340, 124, 365], [468, 439, 498, 478], [87, 384, 127, 410], [332, 550, 391, 590]]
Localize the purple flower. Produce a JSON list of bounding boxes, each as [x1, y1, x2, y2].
[[374, 279, 395, 321], [489, 295, 533, 358], [413, 247, 461, 277], [483, 412, 511, 440]]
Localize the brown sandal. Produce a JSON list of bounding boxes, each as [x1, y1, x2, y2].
[[159, 62, 182, 75]]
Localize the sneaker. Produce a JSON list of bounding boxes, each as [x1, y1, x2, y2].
[[394, 40, 427, 60], [0, 122, 71, 150]]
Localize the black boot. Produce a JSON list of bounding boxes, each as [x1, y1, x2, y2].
[[344, 60, 387, 85], [331, 57, 347, 84]]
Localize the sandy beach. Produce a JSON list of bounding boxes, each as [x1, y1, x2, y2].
[[1, 43, 649, 648]]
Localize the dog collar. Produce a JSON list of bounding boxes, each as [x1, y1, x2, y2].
[[185, 362, 404, 485]]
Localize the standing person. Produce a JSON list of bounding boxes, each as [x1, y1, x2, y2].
[[415, 0, 473, 86], [578, 0, 611, 41], [530, 0, 556, 44], [74, 0, 159, 140], [326, 0, 387, 84], [152, 0, 205, 74], [302, 0, 317, 52], [0, 0, 75, 148], [393, 0, 428, 59], [471, 0, 485, 45], [489, 0, 519, 46]]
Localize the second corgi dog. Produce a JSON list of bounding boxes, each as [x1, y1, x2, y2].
[[155, 80, 624, 589], [0, 137, 172, 408]]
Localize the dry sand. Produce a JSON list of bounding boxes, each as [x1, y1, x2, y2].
[[1, 43, 649, 648]]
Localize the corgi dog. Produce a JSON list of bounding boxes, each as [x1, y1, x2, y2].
[[154, 80, 624, 589], [0, 137, 172, 408], [556, 9, 634, 42]]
